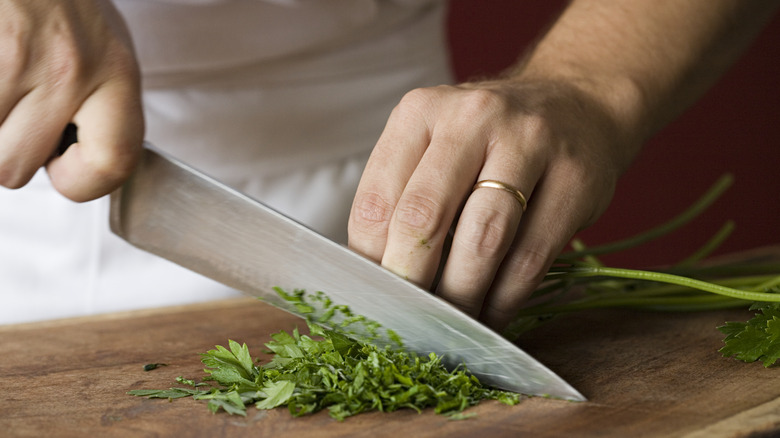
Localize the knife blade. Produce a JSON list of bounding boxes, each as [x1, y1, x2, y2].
[[109, 145, 585, 401]]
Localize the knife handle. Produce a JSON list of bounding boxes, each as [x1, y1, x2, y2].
[[55, 123, 78, 157]]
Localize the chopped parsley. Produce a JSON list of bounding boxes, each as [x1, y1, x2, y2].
[[129, 289, 522, 420], [143, 363, 167, 371]]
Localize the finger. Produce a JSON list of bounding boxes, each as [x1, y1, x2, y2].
[[435, 142, 543, 317], [46, 77, 144, 202], [479, 166, 601, 330], [379, 118, 487, 288], [0, 87, 76, 188], [0, 68, 27, 125], [348, 90, 435, 262], [0, 6, 31, 125]]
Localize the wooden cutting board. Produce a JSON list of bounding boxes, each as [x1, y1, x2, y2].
[[1, 295, 778, 437]]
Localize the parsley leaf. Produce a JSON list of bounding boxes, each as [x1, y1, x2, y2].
[[255, 380, 296, 410], [719, 302, 780, 367]]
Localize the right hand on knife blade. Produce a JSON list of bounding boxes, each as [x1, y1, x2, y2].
[[0, 0, 144, 202]]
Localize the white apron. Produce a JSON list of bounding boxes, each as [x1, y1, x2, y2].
[[0, 0, 452, 324]]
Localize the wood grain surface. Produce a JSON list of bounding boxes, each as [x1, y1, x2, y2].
[[2, 295, 779, 437]]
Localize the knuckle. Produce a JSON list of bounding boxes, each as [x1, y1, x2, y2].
[[349, 190, 394, 234], [524, 113, 554, 140], [456, 207, 514, 260], [398, 87, 440, 108], [0, 25, 32, 83], [44, 37, 90, 88], [392, 88, 435, 120], [392, 86, 450, 119], [393, 192, 443, 238], [102, 39, 141, 81], [458, 89, 506, 121], [398, 87, 429, 105], [482, 242, 553, 318], [464, 88, 503, 109], [513, 113, 554, 154], [509, 236, 556, 286], [36, 13, 87, 78], [27, 35, 137, 94]]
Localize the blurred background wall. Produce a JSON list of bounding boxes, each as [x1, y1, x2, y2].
[[446, 1, 780, 268]]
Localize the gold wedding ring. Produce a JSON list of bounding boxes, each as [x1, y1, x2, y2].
[[472, 180, 528, 211]]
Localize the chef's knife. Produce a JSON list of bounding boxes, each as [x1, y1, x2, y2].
[[109, 145, 585, 401]]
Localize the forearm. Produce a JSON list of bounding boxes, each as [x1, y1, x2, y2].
[[511, 0, 779, 150]]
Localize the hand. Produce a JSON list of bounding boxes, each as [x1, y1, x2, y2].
[[348, 78, 639, 330], [0, 0, 144, 202]]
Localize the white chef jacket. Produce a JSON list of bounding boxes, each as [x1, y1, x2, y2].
[[0, 0, 452, 324]]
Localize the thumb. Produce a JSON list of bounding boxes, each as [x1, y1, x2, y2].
[[46, 79, 144, 202]]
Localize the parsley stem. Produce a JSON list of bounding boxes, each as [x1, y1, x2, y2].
[[623, 274, 778, 297], [515, 294, 744, 316], [674, 220, 735, 267], [548, 266, 780, 302], [518, 276, 777, 317], [755, 275, 780, 292], [558, 174, 733, 259]]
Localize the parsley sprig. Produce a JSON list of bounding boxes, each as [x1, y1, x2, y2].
[[503, 174, 780, 367], [718, 302, 780, 366]]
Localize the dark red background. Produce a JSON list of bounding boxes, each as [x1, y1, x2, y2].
[[447, 2, 780, 268]]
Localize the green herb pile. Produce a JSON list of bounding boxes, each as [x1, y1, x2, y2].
[[503, 174, 780, 367], [129, 290, 521, 420]]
